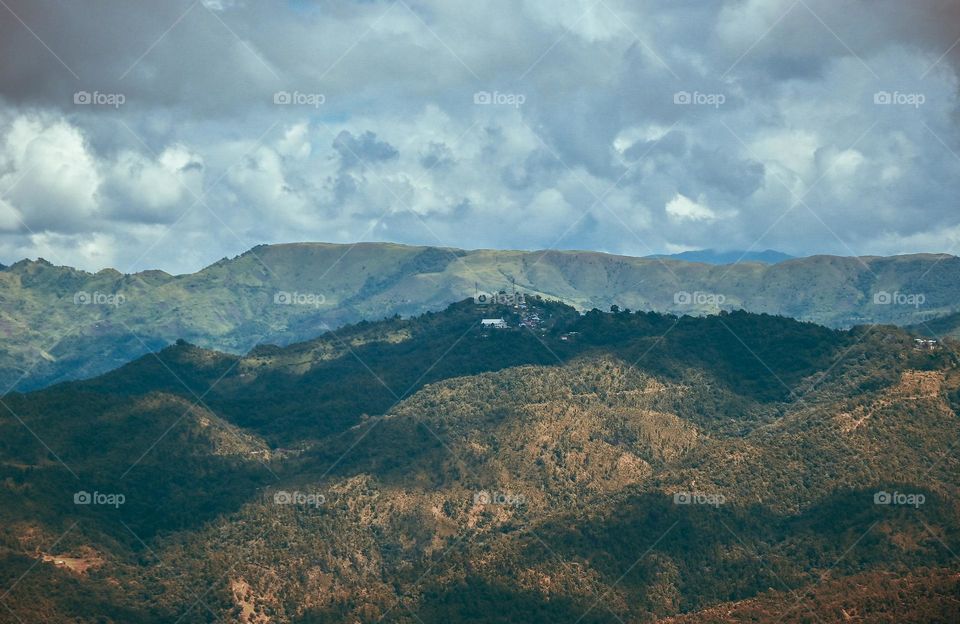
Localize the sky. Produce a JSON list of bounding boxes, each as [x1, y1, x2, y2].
[[0, 0, 959, 274]]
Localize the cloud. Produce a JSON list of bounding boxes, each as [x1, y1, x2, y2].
[[419, 141, 455, 170], [666, 193, 717, 222], [103, 145, 203, 223], [0, 0, 958, 272], [0, 198, 21, 232], [333, 130, 400, 170], [276, 122, 312, 160], [1, 116, 101, 233]]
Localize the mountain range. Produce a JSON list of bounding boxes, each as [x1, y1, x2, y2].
[[2, 242, 958, 392], [0, 299, 957, 622]]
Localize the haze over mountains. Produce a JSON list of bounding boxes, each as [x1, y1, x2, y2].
[[1, 299, 958, 622], [1, 242, 958, 392], [645, 249, 794, 265]]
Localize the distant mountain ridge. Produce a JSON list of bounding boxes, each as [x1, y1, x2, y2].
[[646, 249, 795, 264], [1, 242, 958, 391]]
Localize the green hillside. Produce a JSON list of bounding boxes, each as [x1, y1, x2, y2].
[[1, 243, 958, 392], [0, 300, 957, 622]]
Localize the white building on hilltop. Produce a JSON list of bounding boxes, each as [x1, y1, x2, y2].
[[914, 338, 939, 351], [481, 318, 508, 329]]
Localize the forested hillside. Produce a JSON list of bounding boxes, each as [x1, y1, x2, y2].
[[1, 299, 957, 622]]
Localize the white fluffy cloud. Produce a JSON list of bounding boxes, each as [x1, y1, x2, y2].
[[103, 144, 203, 223], [666, 194, 717, 223], [1, 116, 101, 232]]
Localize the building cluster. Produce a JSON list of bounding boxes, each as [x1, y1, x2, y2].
[[477, 289, 547, 331], [913, 338, 939, 351], [518, 308, 542, 329]]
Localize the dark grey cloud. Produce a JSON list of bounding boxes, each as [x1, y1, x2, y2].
[[419, 141, 454, 170], [333, 130, 399, 169], [689, 146, 765, 199]]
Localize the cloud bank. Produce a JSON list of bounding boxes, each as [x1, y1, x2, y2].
[[0, 0, 959, 272]]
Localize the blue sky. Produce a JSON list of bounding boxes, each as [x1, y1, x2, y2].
[[0, 0, 959, 273]]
